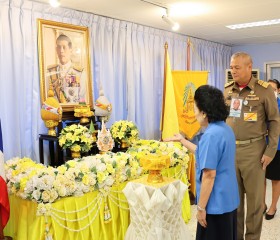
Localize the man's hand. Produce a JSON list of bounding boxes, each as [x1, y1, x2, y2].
[[261, 154, 273, 170]]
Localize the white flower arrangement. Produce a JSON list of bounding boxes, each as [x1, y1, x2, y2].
[[5, 152, 142, 204], [110, 120, 139, 144], [58, 124, 94, 152]]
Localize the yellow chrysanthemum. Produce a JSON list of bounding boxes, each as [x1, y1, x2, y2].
[[82, 175, 89, 185], [106, 163, 115, 174], [97, 171, 106, 183], [71, 145, 81, 152], [67, 160, 77, 168], [57, 165, 67, 174]]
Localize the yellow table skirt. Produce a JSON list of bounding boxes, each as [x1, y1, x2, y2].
[[5, 165, 191, 240]]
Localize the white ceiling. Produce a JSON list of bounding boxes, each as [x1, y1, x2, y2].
[[34, 0, 280, 46]]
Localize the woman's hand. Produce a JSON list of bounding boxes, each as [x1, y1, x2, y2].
[[163, 133, 184, 142], [196, 209, 207, 228]]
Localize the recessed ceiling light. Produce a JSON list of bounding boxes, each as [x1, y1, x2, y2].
[[226, 19, 280, 30], [170, 2, 210, 17]]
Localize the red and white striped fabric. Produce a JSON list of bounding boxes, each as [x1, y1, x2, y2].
[[0, 151, 9, 228]]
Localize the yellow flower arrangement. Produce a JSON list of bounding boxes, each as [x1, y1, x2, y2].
[[58, 124, 94, 153], [110, 120, 139, 144], [127, 139, 189, 168]]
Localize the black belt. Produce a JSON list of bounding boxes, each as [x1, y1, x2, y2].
[[235, 135, 265, 145]]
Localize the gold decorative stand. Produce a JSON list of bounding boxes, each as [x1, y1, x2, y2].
[[74, 104, 94, 124], [140, 154, 170, 183]]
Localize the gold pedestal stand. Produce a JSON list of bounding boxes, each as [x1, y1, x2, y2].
[[71, 150, 81, 158], [74, 104, 94, 124], [44, 120, 59, 136], [140, 154, 171, 183], [120, 139, 129, 149]]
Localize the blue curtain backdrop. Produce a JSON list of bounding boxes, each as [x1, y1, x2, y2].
[[0, 0, 231, 161]]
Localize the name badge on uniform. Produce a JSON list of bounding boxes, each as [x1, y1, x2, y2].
[[245, 95, 259, 101], [229, 97, 243, 118], [244, 112, 258, 121]]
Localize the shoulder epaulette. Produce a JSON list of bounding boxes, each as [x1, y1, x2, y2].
[[225, 81, 234, 88], [257, 80, 269, 88], [47, 64, 58, 70], [73, 65, 84, 72]]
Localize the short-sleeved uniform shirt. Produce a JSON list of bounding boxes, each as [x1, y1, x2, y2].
[[224, 77, 279, 158], [195, 121, 240, 214]]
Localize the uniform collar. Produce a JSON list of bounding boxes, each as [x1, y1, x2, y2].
[[232, 76, 257, 91]]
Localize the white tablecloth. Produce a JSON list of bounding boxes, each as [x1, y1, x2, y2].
[[123, 177, 192, 240]]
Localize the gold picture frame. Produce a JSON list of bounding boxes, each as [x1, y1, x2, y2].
[[38, 19, 93, 112]]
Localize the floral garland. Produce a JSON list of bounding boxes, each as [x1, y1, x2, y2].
[[58, 124, 94, 152], [5, 140, 189, 204], [110, 120, 139, 144]]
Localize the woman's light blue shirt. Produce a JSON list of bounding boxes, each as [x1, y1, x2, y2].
[[195, 121, 240, 214]]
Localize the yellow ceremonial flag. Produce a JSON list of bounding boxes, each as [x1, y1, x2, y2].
[[160, 47, 179, 140], [172, 71, 208, 139]]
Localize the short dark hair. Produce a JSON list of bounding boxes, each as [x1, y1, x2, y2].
[[56, 34, 72, 48], [194, 85, 229, 123], [268, 79, 280, 89]]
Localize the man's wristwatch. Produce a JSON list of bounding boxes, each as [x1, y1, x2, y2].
[[197, 205, 206, 211]]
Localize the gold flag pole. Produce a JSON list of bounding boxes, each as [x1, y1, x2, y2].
[[160, 43, 168, 141], [187, 38, 190, 70]]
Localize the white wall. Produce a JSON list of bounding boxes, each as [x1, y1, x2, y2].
[[232, 43, 280, 80]]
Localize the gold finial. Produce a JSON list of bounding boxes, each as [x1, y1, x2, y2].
[[164, 42, 168, 50], [41, 81, 63, 136]]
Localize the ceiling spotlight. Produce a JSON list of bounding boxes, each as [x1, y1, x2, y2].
[[162, 15, 180, 31], [49, 0, 60, 8]]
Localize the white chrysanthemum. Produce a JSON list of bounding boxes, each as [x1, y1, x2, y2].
[[57, 186, 67, 197], [82, 185, 90, 193], [88, 174, 97, 186], [24, 179, 35, 193], [96, 162, 106, 172], [73, 183, 84, 196], [49, 189, 59, 203], [41, 190, 51, 203], [91, 158, 102, 167], [104, 175, 115, 187]]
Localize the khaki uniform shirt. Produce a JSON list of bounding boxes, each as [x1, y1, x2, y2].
[[224, 77, 280, 158]]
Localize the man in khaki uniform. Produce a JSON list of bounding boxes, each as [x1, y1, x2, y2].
[[224, 52, 279, 240]]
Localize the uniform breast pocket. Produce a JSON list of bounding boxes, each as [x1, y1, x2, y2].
[[243, 101, 261, 112]]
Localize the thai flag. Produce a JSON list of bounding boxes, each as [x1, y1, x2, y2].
[[0, 119, 10, 229]]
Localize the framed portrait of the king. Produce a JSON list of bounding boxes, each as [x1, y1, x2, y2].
[[38, 19, 93, 112]]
